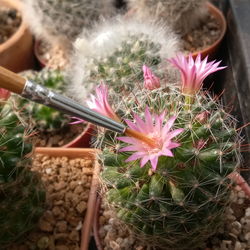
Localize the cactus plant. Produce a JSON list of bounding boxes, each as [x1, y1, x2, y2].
[[127, 0, 208, 35], [22, 0, 116, 50], [17, 68, 70, 132], [68, 17, 179, 103], [0, 90, 45, 246], [85, 54, 242, 249]]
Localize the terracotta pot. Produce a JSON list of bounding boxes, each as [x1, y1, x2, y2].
[[63, 124, 96, 148], [0, 0, 35, 72], [35, 147, 100, 250], [93, 172, 250, 250], [192, 2, 227, 59], [93, 196, 103, 250]]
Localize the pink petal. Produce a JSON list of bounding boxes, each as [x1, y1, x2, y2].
[[119, 145, 138, 152], [162, 148, 174, 157], [167, 142, 181, 149], [140, 155, 150, 168], [165, 128, 184, 140], [125, 119, 139, 131], [126, 152, 146, 162], [162, 116, 177, 137], [117, 136, 136, 144], [150, 157, 159, 171]]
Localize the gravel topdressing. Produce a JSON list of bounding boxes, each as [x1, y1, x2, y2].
[[33, 124, 85, 147], [0, 6, 21, 44], [9, 154, 94, 250], [182, 12, 221, 54]]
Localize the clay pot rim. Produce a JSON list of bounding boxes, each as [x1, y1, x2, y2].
[[191, 2, 227, 58], [93, 195, 103, 250], [0, 0, 28, 53], [35, 147, 101, 250], [63, 123, 95, 148]]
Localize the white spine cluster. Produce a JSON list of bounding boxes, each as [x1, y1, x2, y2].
[[68, 17, 180, 104]]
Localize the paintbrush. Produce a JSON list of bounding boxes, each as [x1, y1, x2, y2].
[[0, 66, 155, 146]]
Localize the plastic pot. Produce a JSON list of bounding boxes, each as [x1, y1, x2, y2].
[[35, 147, 100, 250], [0, 0, 35, 72]]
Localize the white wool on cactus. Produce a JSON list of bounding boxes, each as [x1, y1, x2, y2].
[[68, 17, 180, 104]]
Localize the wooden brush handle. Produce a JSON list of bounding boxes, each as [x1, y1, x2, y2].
[[0, 66, 26, 94]]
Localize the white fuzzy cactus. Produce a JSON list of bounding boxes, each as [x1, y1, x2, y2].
[[127, 0, 208, 35], [22, 0, 116, 50], [68, 17, 180, 104]]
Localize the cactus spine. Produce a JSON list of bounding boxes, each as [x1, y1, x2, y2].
[[0, 98, 45, 246], [127, 0, 208, 35], [97, 58, 241, 249], [18, 69, 70, 132], [22, 0, 116, 50], [69, 17, 179, 103]]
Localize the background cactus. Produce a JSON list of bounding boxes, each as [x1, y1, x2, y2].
[[68, 17, 180, 103], [127, 0, 208, 35], [95, 57, 241, 249], [17, 68, 70, 132], [22, 0, 116, 51], [0, 98, 45, 246]]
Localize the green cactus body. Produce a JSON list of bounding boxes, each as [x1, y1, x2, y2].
[[101, 87, 240, 249], [79, 35, 162, 93], [23, 0, 115, 49], [128, 0, 208, 35], [69, 18, 179, 103], [0, 101, 45, 246], [17, 69, 70, 132]]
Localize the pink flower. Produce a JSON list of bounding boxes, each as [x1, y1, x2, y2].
[[70, 83, 119, 125], [168, 54, 226, 95], [117, 107, 184, 171], [86, 83, 120, 121], [0, 88, 10, 101], [143, 65, 160, 90]]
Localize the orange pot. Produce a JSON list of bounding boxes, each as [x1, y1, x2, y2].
[[0, 0, 35, 72], [35, 147, 100, 250], [93, 196, 103, 250], [192, 2, 227, 59]]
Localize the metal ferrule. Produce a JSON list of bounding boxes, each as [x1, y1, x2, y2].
[[22, 80, 126, 133]]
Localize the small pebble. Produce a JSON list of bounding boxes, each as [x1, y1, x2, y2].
[[37, 237, 50, 249], [39, 221, 53, 233], [234, 241, 242, 250], [245, 208, 250, 218], [8, 155, 93, 249]]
